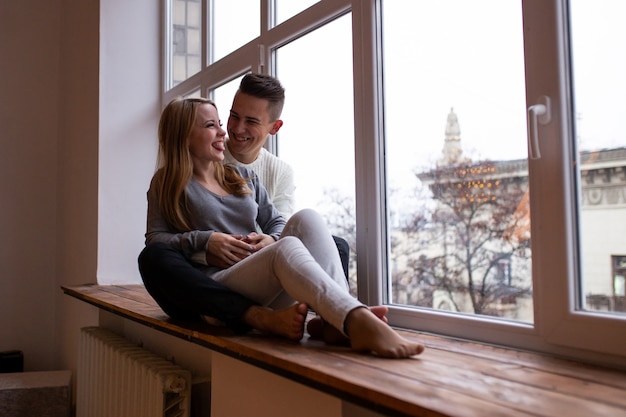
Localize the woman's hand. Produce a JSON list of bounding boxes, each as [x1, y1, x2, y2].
[[205, 232, 255, 268]]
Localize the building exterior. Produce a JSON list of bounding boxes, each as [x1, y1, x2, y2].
[[391, 109, 625, 319]]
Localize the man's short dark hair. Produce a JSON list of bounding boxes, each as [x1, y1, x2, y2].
[[239, 73, 285, 121]]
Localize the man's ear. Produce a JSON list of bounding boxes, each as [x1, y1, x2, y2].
[[269, 120, 284, 135]]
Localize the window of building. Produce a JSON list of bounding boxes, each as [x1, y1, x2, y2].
[[167, 0, 202, 88], [611, 255, 626, 311], [162, 0, 626, 366]]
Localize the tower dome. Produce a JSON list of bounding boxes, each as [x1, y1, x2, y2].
[[438, 108, 465, 166]]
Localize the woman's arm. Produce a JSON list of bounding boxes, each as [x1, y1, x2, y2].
[[144, 180, 213, 257]]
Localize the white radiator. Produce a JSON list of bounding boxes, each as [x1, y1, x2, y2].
[[77, 326, 191, 417]]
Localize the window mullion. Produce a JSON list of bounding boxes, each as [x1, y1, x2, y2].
[[351, 0, 386, 306]]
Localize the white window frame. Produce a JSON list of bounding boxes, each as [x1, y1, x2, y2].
[[162, 0, 626, 367]]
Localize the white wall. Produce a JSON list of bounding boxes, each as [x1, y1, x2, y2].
[[0, 0, 157, 373], [97, 0, 160, 285], [54, 0, 102, 377], [0, 0, 65, 372]]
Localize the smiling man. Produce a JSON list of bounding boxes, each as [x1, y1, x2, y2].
[[222, 74, 350, 280], [223, 73, 295, 219]]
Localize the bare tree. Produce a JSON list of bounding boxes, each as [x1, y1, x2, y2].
[[392, 160, 532, 317], [317, 160, 532, 318], [317, 188, 358, 295]]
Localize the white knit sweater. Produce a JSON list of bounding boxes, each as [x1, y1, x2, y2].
[[223, 146, 296, 218]]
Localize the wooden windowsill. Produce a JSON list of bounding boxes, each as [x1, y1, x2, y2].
[[62, 284, 626, 417]]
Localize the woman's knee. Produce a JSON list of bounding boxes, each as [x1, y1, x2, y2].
[[273, 236, 309, 260], [286, 208, 328, 234], [291, 208, 321, 223]]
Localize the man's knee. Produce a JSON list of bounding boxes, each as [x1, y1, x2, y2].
[[332, 236, 350, 281], [139, 242, 170, 262], [138, 242, 184, 278]]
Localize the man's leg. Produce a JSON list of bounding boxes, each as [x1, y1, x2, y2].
[[138, 242, 255, 333], [332, 235, 350, 283]]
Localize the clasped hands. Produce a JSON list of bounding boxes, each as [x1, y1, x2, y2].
[[205, 232, 275, 268]]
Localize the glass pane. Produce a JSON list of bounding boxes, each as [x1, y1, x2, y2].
[[275, 14, 357, 294], [212, 0, 258, 62], [571, 0, 626, 315], [212, 75, 245, 121], [169, 0, 202, 88], [383, 1, 532, 322], [273, 0, 319, 27]]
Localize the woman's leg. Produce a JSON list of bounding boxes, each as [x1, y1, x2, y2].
[[281, 209, 349, 292], [278, 210, 425, 358], [211, 235, 362, 335]]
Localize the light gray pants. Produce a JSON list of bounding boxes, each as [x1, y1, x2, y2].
[[211, 208, 363, 334]]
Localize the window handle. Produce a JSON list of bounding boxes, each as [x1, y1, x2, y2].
[[527, 95, 551, 160]]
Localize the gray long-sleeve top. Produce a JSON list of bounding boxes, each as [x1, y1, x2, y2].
[[145, 166, 286, 267]]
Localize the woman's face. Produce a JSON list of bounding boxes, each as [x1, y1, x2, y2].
[[188, 103, 227, 163]]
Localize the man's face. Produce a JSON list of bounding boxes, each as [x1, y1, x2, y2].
[[227, 91, 283, 164]]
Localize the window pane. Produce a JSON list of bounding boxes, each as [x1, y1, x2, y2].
[[212, 0, 258, 62], [169, 0, 202, 88], [273, 0, 319, 27], [571, 0, 626, 315], [275, 14, 357, 293], [212, 75, 245, 120], [383, 1, 532, 322]]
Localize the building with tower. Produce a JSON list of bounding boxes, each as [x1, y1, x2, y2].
[[393, 109, 626, 317]]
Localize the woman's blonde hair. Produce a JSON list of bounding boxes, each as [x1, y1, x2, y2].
[[155, 97, 251, 231]]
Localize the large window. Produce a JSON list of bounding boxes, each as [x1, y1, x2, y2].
[[163, 0, 626, 367]]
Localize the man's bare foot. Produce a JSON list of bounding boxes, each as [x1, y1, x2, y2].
[[307, 305, 389, 344], [345, 307, 425, 358], [243, 303, 308, 341]]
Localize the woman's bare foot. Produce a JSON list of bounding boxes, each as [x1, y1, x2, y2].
[[345, 307, 425, 358], [307, 305, 389, 344], [243, 303, 308, 341]]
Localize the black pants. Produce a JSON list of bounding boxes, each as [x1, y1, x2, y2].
[[332, 235, 350, 281], [138, 243, 254, 333], [138, 237, 350, 333]]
